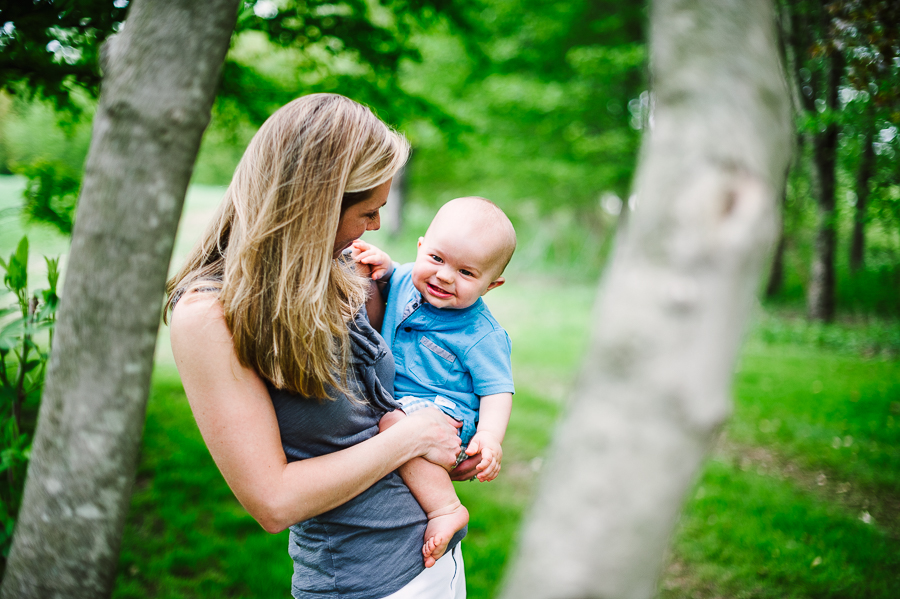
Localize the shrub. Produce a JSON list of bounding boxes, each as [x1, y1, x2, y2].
[[13, 159, 81, 236], [0, 236, 59, 573]]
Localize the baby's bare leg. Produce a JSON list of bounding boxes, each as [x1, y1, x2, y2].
[[380, 410, 469, 568]]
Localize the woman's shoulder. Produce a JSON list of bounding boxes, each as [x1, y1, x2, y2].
[[170, 291, 228, 344]]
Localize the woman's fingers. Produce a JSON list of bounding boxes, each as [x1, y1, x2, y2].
[[444, 414, 463, 429], [409, 407, 462, 468]]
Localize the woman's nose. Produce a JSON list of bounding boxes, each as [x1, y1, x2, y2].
[[366, 213, 381, 232]]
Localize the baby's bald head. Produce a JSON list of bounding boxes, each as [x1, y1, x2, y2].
[[426, 197, 517, 278]]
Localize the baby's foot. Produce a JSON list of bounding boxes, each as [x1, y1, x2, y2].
[[422, 503, 469, 568]]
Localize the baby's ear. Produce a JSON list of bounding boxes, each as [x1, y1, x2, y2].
[[417, 237, 424, 249], [483, 277, 505, 295]]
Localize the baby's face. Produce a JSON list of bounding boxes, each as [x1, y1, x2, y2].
[[411, 218, 504, 310]]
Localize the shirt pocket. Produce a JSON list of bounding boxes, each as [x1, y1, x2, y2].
[[409, 336, 459, 387]]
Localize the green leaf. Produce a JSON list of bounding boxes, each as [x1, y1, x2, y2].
[[0, 317, 28, 350], [3, 237, 29, 294], [44, 256, 60, 292], [26, 319, 56, 336], [35, 293, 59, 321]]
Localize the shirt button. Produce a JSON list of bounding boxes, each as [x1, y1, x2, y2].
[[404, 327, 412, 332]]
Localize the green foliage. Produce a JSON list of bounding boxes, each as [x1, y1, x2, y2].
[[769, 0, 900, 317], [406, 0, 646, 213], [0, 90, 94, 188], [751, 311, 900, 357], [13, 159, 81, 235], [0, 0, 128, 113], [0, 0, 472, 129], [766, 162, 900, 316], [0, 236, 59, 571], [221, 0, 476, 126], [831, 0, 900, 126]]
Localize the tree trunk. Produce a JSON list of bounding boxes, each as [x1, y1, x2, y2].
[[0, 0, 240, 596], [498, 1, 791, 598], [850, 124, 875, 272], [765, 176, 788, 298], [766, 4, 802, 300], [806, 40, 842, 322]]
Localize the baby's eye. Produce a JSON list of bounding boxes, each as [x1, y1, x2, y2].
[[459, 269, 474, 277], [430, 255, 443, 264]]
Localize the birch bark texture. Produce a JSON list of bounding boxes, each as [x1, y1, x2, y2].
[[499, 1, 792, 598], [1, 0, 240, 596]]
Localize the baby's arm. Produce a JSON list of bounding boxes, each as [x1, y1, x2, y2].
[[466, 392, 512, 482]]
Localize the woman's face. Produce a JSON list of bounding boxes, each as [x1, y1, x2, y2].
[[333, 178, 392, 258]]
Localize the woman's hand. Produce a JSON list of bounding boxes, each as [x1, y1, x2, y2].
[[404, 407, 463, 469]]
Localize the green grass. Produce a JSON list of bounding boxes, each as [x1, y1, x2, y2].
[[731, 344, 900, 496], [664, 460, 900, 599], [114, 367, 292, 599], [661, 317, 900, 598], [115, 277, 593, 599], [117, 278, 900, 598]]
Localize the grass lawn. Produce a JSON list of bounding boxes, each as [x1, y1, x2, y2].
[[114, 280, 900, 598], [663, 334, 900, 598], [115, 276, 594, 599]]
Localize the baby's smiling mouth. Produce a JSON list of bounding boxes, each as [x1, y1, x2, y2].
[[426, 282, 453, 298]]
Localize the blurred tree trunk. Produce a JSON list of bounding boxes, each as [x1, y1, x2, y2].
[[805, 56, 841, 322], [0, 0, 240, 597], [796, 3, 842, 322], [766, 5, 802, 300], [766, 182, 788, 298], [850, 122, 875, 272], [498, 1, 791, 598], [766, 136, 802, 299]]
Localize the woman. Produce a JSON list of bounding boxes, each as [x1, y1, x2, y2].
[[167, 94, 467, 598]]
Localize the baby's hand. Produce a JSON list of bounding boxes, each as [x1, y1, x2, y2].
[[465, 431, 503, 482], [350, 240, 393, 281]]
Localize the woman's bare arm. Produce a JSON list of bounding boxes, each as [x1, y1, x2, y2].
[[364, 279, 386, 333], [170, 294, 461, 533]]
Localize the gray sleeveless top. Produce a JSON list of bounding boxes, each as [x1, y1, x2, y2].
[[270, 308, 464, 599]]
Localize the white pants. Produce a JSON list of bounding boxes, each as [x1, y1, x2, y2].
[[384, 543, 466, 599]]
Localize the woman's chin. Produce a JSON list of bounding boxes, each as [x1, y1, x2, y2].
[[333, 241, 353, 258]]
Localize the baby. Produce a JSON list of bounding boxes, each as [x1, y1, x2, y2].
[[352, 196, 516, 568]]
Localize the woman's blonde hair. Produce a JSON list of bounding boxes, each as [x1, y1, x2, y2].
[[166, 94, 409, 399]]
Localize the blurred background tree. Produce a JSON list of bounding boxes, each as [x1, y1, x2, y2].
[[774, 0, 899, 320], [5, 1, 894, 312]]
